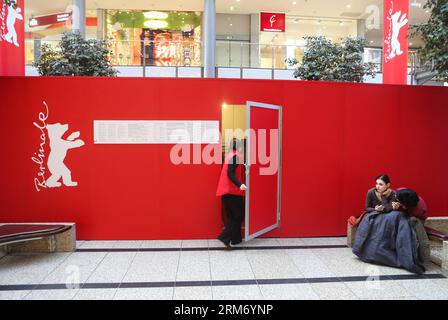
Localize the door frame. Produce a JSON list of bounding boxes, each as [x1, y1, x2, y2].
[[244, 101, 282, 241]]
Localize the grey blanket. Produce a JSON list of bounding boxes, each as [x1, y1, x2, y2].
[[352, 210, 425, 274]]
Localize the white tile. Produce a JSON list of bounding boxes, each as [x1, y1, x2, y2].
[[208, 239, 226, 248], [114, 287, 174, 300], [286, 249, 337, 278], [40, 252, 107, 285], [174, 286, 212, 300], [311, 248, 357, 259], [0, 290, 31, 300], [245, 250, 303, 279], [210, 250, 254, 281], [212, 285, 263, 300], [181, 240, 209, 248], [24, 289, 79, 300], [275, 238, 306, 246], [73, 288, 117, 300], [301, 237, 346, 246], [113, 241, 143, 249], [140, 240, 182, 249], [86, 252, 136, 283], [312, 251, 375, 277], [431, 278, 448, 290], [0, 253, 71, 285], [122, 252, 180, 282], [345, 280, 414, 299], [244, 239, 281, 247], [399, 279, 448, 300], [78, 241, 117, 249], [260, 283, 320, 300], [75, 241, 85, 248], [310, 282, 358, 300], [176, 251, 211, 281]]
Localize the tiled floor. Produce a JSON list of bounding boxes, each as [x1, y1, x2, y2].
[[0, 237, 447, 300]]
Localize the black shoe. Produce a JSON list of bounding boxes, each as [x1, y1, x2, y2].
[[218, 238, 232, 250], [231, 240, 242, 245]]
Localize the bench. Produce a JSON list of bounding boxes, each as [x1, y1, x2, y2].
[[0, 223, 76, 257], [347, 217, 448, 271]]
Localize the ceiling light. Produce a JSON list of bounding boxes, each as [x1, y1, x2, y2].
[[346, 4, 351, 9], [143, 11, 168, 19], [230, 6, 234, 11], [294, 19, 299, 24], [292, 1, 297, 4]]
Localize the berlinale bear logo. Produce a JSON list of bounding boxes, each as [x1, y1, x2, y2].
[[32, 102, 85, 192], [0, 0, 23, 47], [46, 123, 85, 188], [384, 4, 408, 63]]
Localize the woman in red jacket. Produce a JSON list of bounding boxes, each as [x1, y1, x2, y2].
[[216, 138, 247, 250]]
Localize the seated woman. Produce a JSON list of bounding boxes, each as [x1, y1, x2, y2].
[[352, 174, 425, 274], [394, 188, 430, 263]]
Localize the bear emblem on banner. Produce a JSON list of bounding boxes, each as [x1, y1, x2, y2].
[[0, 0, 23, 47], [387, 10, 408, 60], [46, 123, 85, 188], [32, 102, 85, 191]]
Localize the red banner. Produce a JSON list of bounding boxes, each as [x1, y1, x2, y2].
[[260, 12, 285, 32], [0, 0, 24, 76], [383, 0, 409, 85]]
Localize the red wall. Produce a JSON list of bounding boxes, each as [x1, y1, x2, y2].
[[0, 77, 447, 240]]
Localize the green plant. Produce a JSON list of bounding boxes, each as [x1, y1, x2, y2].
[[286, 36, 376, 82], [413, 0, 448, 82], [34, 32, 118, 77]]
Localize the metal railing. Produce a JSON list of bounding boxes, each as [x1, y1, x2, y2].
[[25, 39, 423, 74]]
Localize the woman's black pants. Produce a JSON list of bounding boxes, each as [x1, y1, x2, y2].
[[218, 194, 245, 245]]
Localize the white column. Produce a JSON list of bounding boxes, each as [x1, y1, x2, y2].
[[72, 0, 86, 38], [250, 13, 261, 68], [203, 0, 216, 78]]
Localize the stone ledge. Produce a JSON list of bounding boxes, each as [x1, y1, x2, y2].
[[0, 223, 76, 254]]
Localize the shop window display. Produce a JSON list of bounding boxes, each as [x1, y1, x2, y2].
[[106, 10, 201, 67]]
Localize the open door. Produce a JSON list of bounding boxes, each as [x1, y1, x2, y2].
[[245, 101, 282, 241]]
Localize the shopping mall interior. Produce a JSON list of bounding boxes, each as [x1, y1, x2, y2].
[[24, 0, 431, 69]]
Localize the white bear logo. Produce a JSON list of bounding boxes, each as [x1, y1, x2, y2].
[[45, 123, 85, 188], [387, 10, 408, 60], [3, 1, 23, 47]]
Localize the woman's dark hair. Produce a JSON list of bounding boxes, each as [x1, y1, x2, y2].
[[230, 138, 241, 151], [375, 174, 391, 185], [396, 189, 419, 207]]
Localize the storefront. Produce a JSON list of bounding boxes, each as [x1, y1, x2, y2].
[[105, 10, 202, 67], [258, 13, 359, 69], [22, 0, 428, 73]]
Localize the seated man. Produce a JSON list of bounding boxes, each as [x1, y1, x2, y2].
[[393, 188, 430, 263]]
